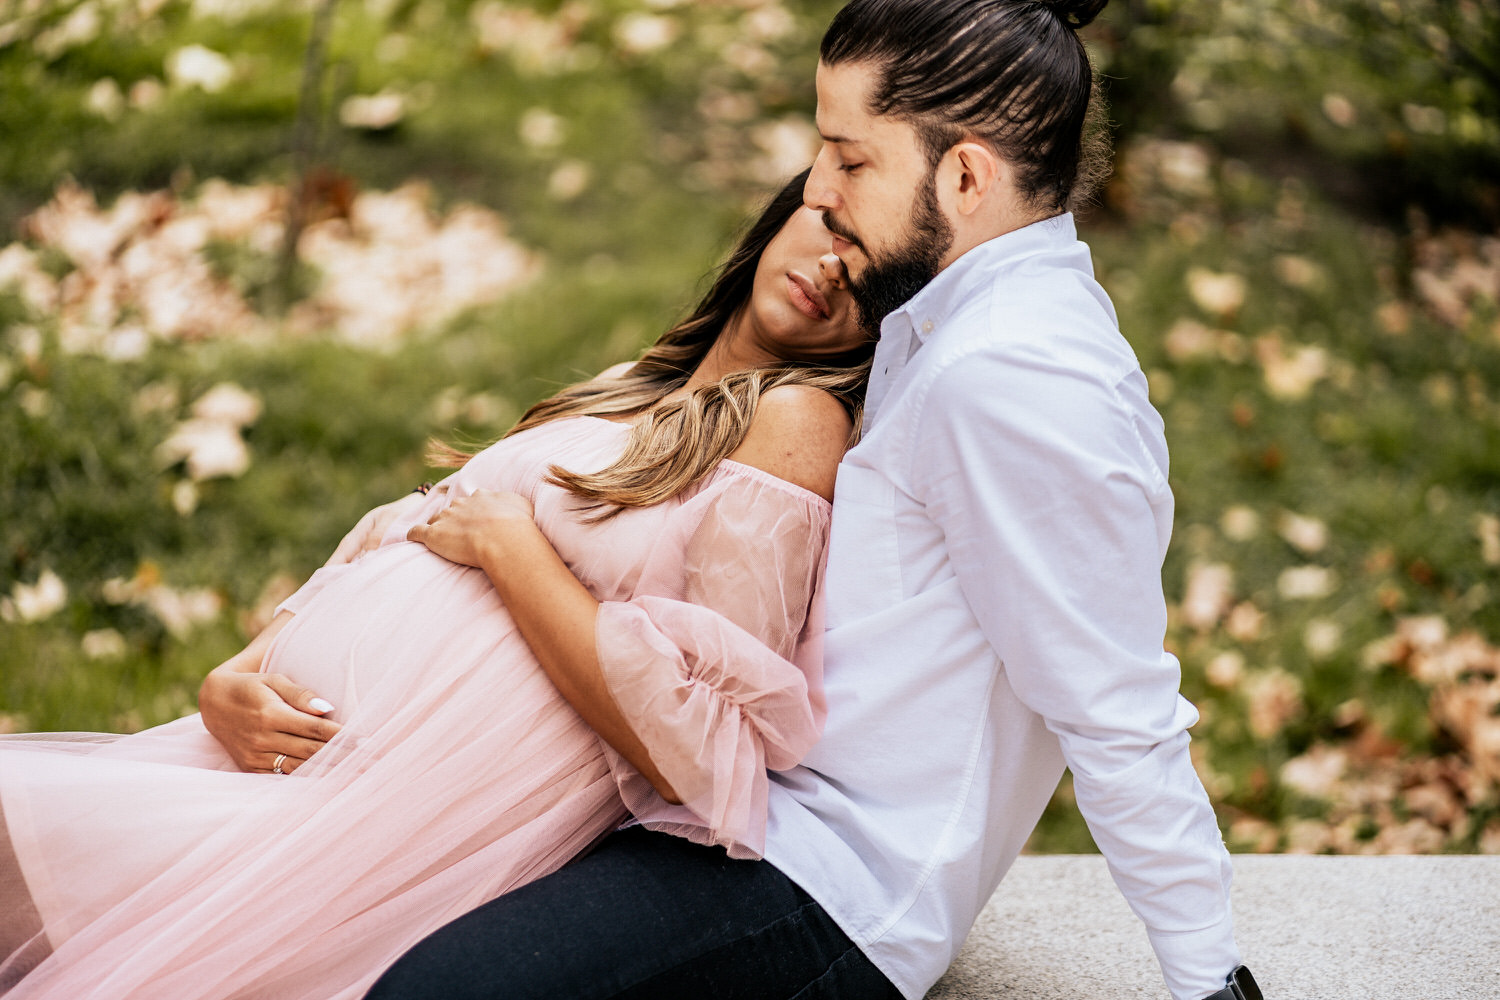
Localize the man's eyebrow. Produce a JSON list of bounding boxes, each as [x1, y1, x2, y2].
[[818, 131, 864, 147]]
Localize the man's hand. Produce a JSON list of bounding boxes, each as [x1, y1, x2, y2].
[[199, 666, 342, 774], [325, 490, 434, 567]]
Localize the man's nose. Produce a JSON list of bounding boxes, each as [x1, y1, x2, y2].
[[804, 147, 840, 212], [818, 252, 848, 290]]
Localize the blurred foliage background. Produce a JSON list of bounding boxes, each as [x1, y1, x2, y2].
[[2, 0, 1498, 854]]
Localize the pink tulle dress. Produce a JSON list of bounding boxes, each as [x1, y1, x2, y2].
[[0, 415, 829, 999]]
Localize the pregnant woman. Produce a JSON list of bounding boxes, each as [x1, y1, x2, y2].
[[0, 168, 872, 999]]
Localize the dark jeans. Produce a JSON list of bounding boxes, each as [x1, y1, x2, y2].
[[365, 826, 903, 1000]]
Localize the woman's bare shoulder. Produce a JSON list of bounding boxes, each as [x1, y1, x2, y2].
[[727, 384, 852, 502]]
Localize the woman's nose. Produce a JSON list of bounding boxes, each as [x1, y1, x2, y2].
[[818, 252, 848, 290]]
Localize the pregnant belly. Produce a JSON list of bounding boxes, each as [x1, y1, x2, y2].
[[263, 541, 522, 726]]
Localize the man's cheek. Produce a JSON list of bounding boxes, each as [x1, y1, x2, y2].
[[844, 253, 874, 284]]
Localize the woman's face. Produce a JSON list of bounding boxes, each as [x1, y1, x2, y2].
[[742, 206, 865, 361]]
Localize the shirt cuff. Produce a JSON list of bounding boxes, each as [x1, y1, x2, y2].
[[1146, 911, 1241, 1000]]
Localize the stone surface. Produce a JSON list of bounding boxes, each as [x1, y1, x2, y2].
[[925, 854, 1500, 999]]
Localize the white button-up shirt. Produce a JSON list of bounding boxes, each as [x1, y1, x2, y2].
[[762, 214, 1240, 1000]]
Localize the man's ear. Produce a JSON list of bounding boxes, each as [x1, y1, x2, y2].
[[940, 140, 1004, 217]]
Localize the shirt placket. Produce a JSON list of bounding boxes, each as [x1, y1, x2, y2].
[[862, 312, 919, 429]]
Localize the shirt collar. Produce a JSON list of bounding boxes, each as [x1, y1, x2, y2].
[[884, 212, 1078, 346]]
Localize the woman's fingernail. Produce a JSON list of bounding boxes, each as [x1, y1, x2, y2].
[[309, 698, 335, 713]]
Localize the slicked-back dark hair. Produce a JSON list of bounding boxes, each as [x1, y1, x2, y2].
[[820, 0, 1111, 214]]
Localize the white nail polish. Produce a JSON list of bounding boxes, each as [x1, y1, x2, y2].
[[309, 698, 335, 713]]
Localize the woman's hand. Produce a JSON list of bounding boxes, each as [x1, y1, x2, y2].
[[325, 489, 436, 567], [406, 490, 538, 568], [197, 609, 342, 773], [199, 668, 341, 774]]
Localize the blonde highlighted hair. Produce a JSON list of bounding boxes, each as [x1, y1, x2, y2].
[[432, 168, 875, 517]]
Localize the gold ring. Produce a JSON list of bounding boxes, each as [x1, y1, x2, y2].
[[272, 753, 288, 775]]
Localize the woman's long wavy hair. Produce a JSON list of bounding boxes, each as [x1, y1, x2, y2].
[[432, 168, 875, 517]]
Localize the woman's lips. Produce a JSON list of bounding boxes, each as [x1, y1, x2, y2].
[[787, 272, 830, 321]]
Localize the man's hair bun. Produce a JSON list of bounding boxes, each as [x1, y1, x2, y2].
[[1040, 0, 1108, 30]]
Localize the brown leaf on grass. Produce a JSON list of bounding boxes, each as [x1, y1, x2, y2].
[[101, 563, 222, 639], [1224, 601, 1266, 642], [1227, 816, 1279, 853], [1204, 650, 1244, 689], [1366, 619, 1500, 797], [16, 179, 538, 352], [1432, 677, 1500, 788], [1372, 817, 1448, 854], [1283, 818, 1333, 854], [1254, 331, 1329, 400], [1186, 267, 1247, 320], [1402, 779, 1465, 830], [1374, 300, 1411, 335], [288, 183, 538, 346], [1409, 230, 1500, 329], [1181, 561, 1234, 631], [1273, 254, 1327, 290], [1245, 668, 1303, 739], [1277, 510, 1329, 553], [470, 1, 591, 76], [22, 181, 263, 353], [1219, 505, 1260, 541], [1477, 514, 1500, 566], [1277, 565, 1338, 600], [1280, 743, 1347, 800], [1162, 318, 1217, 362], [0, 243, 59, 313], [1, 569, 68, 623]]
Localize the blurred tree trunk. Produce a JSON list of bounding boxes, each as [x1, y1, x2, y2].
[[272, 0, 339, 314]]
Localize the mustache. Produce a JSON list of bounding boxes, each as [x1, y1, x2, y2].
[[820, 211, 868, 256]]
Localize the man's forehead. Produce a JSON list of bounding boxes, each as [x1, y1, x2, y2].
[[814, 61, 878, 144]]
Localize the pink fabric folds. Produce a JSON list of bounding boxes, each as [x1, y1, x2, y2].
[[0, 416, 832, 999], [595, 461, 830, 859]]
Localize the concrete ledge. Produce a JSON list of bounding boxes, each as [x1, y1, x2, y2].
[[926, 854, 1499, 998]]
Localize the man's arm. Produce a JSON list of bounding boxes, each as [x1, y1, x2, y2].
[[910, 348, 1239, 1000]]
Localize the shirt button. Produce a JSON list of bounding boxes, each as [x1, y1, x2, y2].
[[921, 319, 934, 334]]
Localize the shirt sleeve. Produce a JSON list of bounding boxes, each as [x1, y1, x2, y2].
[[910, 347, 1240, 1000], [593, 467, 830, 860]]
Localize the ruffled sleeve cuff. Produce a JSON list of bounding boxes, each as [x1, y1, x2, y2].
[[594, 596, 822, 859]]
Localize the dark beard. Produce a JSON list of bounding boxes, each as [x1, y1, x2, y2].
[[831, 169, 954, 338]]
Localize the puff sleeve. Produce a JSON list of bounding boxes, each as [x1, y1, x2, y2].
[[593, 462, 830, 859]]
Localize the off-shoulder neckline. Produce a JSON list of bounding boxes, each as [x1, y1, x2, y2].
[[712, 458, 833, 509], [565, 415, 833, 509]]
